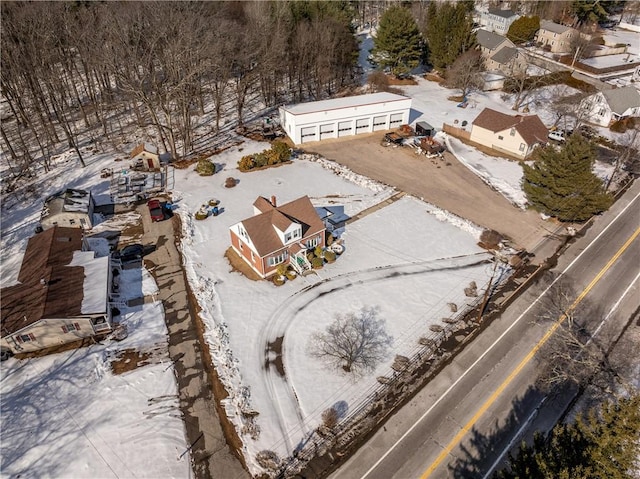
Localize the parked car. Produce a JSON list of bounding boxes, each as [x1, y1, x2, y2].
[[548, 130, 566, 142], [147, 199, 164, 222], [115, 244, 144, 262]]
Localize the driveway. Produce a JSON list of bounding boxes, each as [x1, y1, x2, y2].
[[306, 133, 559, 259], [138, 204, 248, 479]]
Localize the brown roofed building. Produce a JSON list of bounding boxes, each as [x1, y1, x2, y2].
[[229, 196, 326, 278], [470, 108, 548, 158], [130, 143, 161, 170], [1, 226, 113, 358]]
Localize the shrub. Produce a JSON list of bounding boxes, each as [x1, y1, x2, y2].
[[195, 210, 208, 220], [285, 269, 297, 280], [479, 229, 503, 250], [275, 263, 288, 277], [322, 407, 340, 429], [311, 257, 324, 269], [610, 117, 640, 133], [196, 159, 215, 176], [238, 155, 255, 171], [225, 177, 236, 188], [314, 245, 323, 257], [326, 233, 335, 246], [272, 275, 285, 286], [256, 450, 281, 471], [324, 250, 337, 263]]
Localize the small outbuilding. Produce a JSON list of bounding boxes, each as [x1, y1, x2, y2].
[[40, 188, 94, 231], [279, 92, 412, 145], [130, 143, 161, 170], [415, 121, 436, 137]]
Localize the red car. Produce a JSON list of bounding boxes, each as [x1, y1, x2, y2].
[[147, 199, 164, 222]]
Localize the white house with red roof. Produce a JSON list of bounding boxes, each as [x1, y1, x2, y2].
[[229, 196, 326, 278], [470, 108, 549, 158]]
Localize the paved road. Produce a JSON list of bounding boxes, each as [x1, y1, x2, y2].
[[330, 180, 640, 479], [308, 134, 557, 257], [140, 206, 248, 479]]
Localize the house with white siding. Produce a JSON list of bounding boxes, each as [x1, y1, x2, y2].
[[480, 8, 519, 35], [579, 86, 640, 126], [470, 108, 548, 158]]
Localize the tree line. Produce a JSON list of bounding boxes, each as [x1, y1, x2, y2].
[[1, 1, 359, 174]]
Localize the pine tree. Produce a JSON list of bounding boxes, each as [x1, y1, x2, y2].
[[371, 5, 422, 76], [424, 1, 475, 70], [507, 16, 540, 44], [496, 395, 640, 479], [522, 135, 613, 222]]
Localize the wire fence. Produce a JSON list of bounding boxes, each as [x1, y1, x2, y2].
[[271, 286, 491, 478]]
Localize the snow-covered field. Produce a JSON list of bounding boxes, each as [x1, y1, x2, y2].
[[0, 268, 190, 478], [172, 146, 494, 471]]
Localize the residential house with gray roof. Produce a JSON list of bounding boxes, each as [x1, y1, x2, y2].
[[579, 86, 640, 127]]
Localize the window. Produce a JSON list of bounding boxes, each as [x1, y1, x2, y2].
[[498, 135, 504, 140], [17, 333, 36, 343], [239, 226, 249, 241], [598, 108, 605, 116], [62, 323, 81, 333], [239, 243, 243, 250], [510, 128, 516, 136], [268, 251, 288, 266], [284, 232, 292, 243], [293, 228, 301, 239], [519, 143, 526, 152], [250, 251, 255, 262], [306, 236, 320, 248], [69, 219, 76, 225]]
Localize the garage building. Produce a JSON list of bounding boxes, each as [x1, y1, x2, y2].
[[279, 92, 412, 145]]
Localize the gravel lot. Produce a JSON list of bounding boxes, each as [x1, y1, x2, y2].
[[305, 132, 558, 257]]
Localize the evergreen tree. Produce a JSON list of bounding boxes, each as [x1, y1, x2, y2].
[[522, 135, 613, 221], [507, 15, 541, 44], [370, 5, 422, 76], [572, 0, 609, 25], [495, 395, 640, 479], [423, 1, 475, 70]]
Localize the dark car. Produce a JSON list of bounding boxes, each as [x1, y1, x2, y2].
[[115, 244, 144, 263], [147, 199, 164, 222]]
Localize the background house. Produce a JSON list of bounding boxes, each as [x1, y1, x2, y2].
[[278, 92, 412, 145], [479, 8, 519, 35], [470, 108, 548, 158], [40, 188, 94, 230], [535, 20, 579, 53], [0, 226, 113, 356], [579, 86, 640, 127], [476, 30, 527, 84], [229, 196, 326, 278], [130, 143, 161, 170]]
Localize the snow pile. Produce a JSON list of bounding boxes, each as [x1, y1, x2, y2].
[[301, 153, 392, 193]]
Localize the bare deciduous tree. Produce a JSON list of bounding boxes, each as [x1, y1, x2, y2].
[[534, 277, 632, 394], [309, 306, 393, 375], [444, 49, 485, 100]]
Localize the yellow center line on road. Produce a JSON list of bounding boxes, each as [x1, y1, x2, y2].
[[421, 226, 640, 479]]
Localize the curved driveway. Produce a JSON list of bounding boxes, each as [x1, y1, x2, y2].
[[260, 253, 491, 455]]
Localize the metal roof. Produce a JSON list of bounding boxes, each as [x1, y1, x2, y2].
[[282, 92, 409, 116]]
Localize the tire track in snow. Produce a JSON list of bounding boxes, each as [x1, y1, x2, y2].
[[260, 252, 490, 454]]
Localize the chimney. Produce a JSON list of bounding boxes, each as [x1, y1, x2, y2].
[[271, 195, 277, 207]]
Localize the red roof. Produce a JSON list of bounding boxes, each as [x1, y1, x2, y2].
[[240, 196, 325, 257], [472, 108, 548, 146], [1, 227, 85, 336]]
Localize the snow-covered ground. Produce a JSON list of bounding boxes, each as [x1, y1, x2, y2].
[[0, 29, 625, 479], [0, 267, 190, 478], [171, 145, 495, 472]]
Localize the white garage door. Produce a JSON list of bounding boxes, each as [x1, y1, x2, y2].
[[300, 126, 317, 143], [319, 123, 335, 140], [337, 121, 352, 137], [355, 118, 370, 134], [389, 113, 403, 127], [373, 115, 387, 131]]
